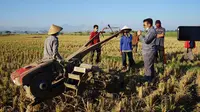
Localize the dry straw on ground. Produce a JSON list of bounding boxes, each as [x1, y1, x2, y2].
[[0, 34, 199, 112]]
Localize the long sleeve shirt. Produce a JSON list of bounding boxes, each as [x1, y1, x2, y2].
[[139, 27, 157, 53], [120, 34, 133, 52], [43, 36, 63, 61], [89, 31, 100, 46], [155, 27, 166, 47]]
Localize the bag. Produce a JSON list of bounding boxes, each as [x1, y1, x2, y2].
[[189, 41, 195, 48]]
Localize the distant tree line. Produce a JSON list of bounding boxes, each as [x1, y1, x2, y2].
[[0, 30, 178, 36]]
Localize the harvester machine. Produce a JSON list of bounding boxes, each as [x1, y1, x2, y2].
[[10, 25, 120, 106]]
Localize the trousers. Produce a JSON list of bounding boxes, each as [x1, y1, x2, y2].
[[143, 51, 156, 76], [90, 48, 101, 64], [122, 52, 135, 67], [155, 45, 165, 63]]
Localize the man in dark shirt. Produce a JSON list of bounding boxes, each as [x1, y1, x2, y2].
[[89, 25, 101, 64], [155, 20, 166, 65]]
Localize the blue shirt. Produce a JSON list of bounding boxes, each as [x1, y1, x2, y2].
[[120, 34, 133, 52]]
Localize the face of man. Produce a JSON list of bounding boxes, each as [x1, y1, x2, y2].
[[94, 27, 98, 32], [143, 21, 151, 30], [156, 23, 161, 28]]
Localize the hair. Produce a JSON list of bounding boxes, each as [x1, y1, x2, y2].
[[143, 18, 153, 26], [155, 20, 161, 24], [93, 25, 99, 29]]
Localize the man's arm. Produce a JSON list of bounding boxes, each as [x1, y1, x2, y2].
[[157, 33, 164, 38], [52, 39, 63, 61], [140, 29, 156, 44]]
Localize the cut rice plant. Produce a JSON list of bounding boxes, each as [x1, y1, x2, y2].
[[0, 35, 199, 111]]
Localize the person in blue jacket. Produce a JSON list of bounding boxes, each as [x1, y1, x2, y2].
[[120, 26, 135, 71]]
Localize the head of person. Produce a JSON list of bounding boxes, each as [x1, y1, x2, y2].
[[48, 24, 63, 37], [143, 18, 153, 30], [93, 25, 99, 32], [155, 20, 161, 28], [121, 26, 132, 36]]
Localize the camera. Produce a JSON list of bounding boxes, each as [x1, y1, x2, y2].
[[177, 26, 200, 41]]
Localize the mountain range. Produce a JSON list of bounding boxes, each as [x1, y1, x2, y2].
[[0, 24, 92, 33]]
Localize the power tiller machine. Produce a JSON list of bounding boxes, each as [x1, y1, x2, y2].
[[10, 25, 120, 106]]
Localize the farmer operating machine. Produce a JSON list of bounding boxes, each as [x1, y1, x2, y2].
[[10, 25, 120, 106]]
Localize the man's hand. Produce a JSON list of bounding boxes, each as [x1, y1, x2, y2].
[[120, 51, 122, 55], [157, 33, 164, 38], [137, 30, 142, 36]]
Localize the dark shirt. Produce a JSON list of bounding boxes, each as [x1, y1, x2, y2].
[[155, 27, 166, 46]]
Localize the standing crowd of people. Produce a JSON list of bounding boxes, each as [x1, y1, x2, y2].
[[42, 18, 197, 83], [117, 18, 167, 82]]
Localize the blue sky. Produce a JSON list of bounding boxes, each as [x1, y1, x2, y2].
[[0, 0, 200, 30]]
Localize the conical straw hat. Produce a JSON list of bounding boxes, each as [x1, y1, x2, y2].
[[121, 26, 132, 31], [48, 24, 63, 35]]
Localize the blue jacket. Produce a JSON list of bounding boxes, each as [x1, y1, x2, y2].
[[120, 34, 132, 52]]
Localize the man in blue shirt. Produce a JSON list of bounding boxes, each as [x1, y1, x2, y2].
[[137, 18, 157, 82], [120, 26, 135, 71]]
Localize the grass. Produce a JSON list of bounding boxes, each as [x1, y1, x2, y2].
[[0, 34, 199, 112]]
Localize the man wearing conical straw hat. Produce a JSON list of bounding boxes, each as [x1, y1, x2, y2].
[[43, 24, 64, 62]]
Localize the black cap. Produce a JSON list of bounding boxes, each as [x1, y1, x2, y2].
[[155, 20, 161, 24]]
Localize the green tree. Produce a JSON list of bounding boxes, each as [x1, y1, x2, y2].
[[5, 31, 11, 34], [24, 31, 28, 34], [78, 31, 83, 36]]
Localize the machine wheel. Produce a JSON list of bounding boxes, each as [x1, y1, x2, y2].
[[30, 72, 53, 99]]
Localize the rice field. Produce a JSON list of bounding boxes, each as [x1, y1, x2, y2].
[[0, 34, 200, 112]]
